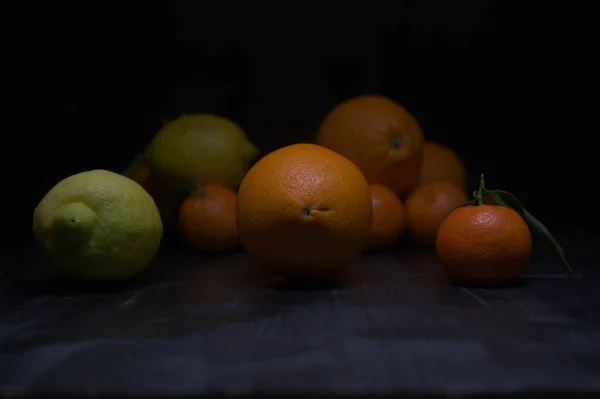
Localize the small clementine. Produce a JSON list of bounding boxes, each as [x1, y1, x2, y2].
[[405, 181, 468, 246], [435, 173, 572, 285], [236, 143, 373, 278], [179, 184, 239, 252], [436, 204, 532, 286], [416, 141, 467, 192], [131, 165, 152, 190], [317, 95, 424, 197], [123, 153, 152, 191], [367, 184, 406, 250]]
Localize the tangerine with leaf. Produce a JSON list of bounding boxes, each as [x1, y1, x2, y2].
[[436, 174, 572, 286]]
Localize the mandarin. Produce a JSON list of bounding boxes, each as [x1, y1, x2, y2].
[[417, 141, 467, 192], [179, 185, 240, 252], [367, 184, 406, 250], [405, 181, 468, 246], [131, 165, 152, 190], [436, 204, 532, 286]]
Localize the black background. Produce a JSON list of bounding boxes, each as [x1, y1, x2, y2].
[[5, 1, 598, 253]]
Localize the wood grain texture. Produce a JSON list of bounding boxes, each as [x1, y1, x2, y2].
[[0, 233, 599, 397]]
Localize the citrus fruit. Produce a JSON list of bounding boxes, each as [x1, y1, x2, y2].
[[123, 153, 180, 240], [317, 95, 424, 197], [436, 204, 532, 286], [123, 153, 152, 191], [236, 143, 373, 278], [417, 141, 467, 192], [179, 184, 240, 252], [33, 169, 163, 282], [405, 181, 468, 246], [367, 184, 406, 250], [147, 114, 259, 193], [435, 173, 572, 285], [131, 165, 151, 190]]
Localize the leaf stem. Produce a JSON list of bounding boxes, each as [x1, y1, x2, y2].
[[475, 173, 486, 205]]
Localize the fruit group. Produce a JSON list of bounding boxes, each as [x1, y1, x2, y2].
[[33, 170, 163, 282], [317, 95, 424, 196], [147, 114, 259, 193], [405, 181, 468, 246], [367, 184, 406, 250], [436, 204, 532, 286], [417, 141, 467, 192], [179, 184, 240, 252], [236, 143, 373, 278]]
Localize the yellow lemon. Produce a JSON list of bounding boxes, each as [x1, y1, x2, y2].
[[148, 114, 259, 193], [33, 170, 163, 282]]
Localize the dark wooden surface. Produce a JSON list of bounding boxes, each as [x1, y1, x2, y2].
[[1, 232, 599, 397]]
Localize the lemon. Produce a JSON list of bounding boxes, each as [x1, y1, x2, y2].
[[33, 169, 163, 282], [147, 114, 259, 192]]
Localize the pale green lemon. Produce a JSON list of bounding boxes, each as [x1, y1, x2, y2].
[[33, 169, 163, 282], [147, 114, 259, 193]]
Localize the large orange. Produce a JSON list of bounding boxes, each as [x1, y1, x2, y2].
[[236, 143, 373, 278], [436, 204, 532, 286], [416, 141, 467, 192], [367, 184, 406, 250], [317, 95, 424, 197], [405, 181, 468, 246]]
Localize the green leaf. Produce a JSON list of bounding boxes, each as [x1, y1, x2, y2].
[[485, 189, 573, 275], [485, 191, 510, 207]]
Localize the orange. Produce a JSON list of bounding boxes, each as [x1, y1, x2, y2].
[[367, 184, 406, 250], [236, 143, 373, 278], [405, 181, 468, 246], [416, 141, 467, 192], [131, 165, 152, 190], [123, 152, 152, 191], [179, 185, 239, 252], [436, 204, 532, 286], [317, 95, 424, 197]]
